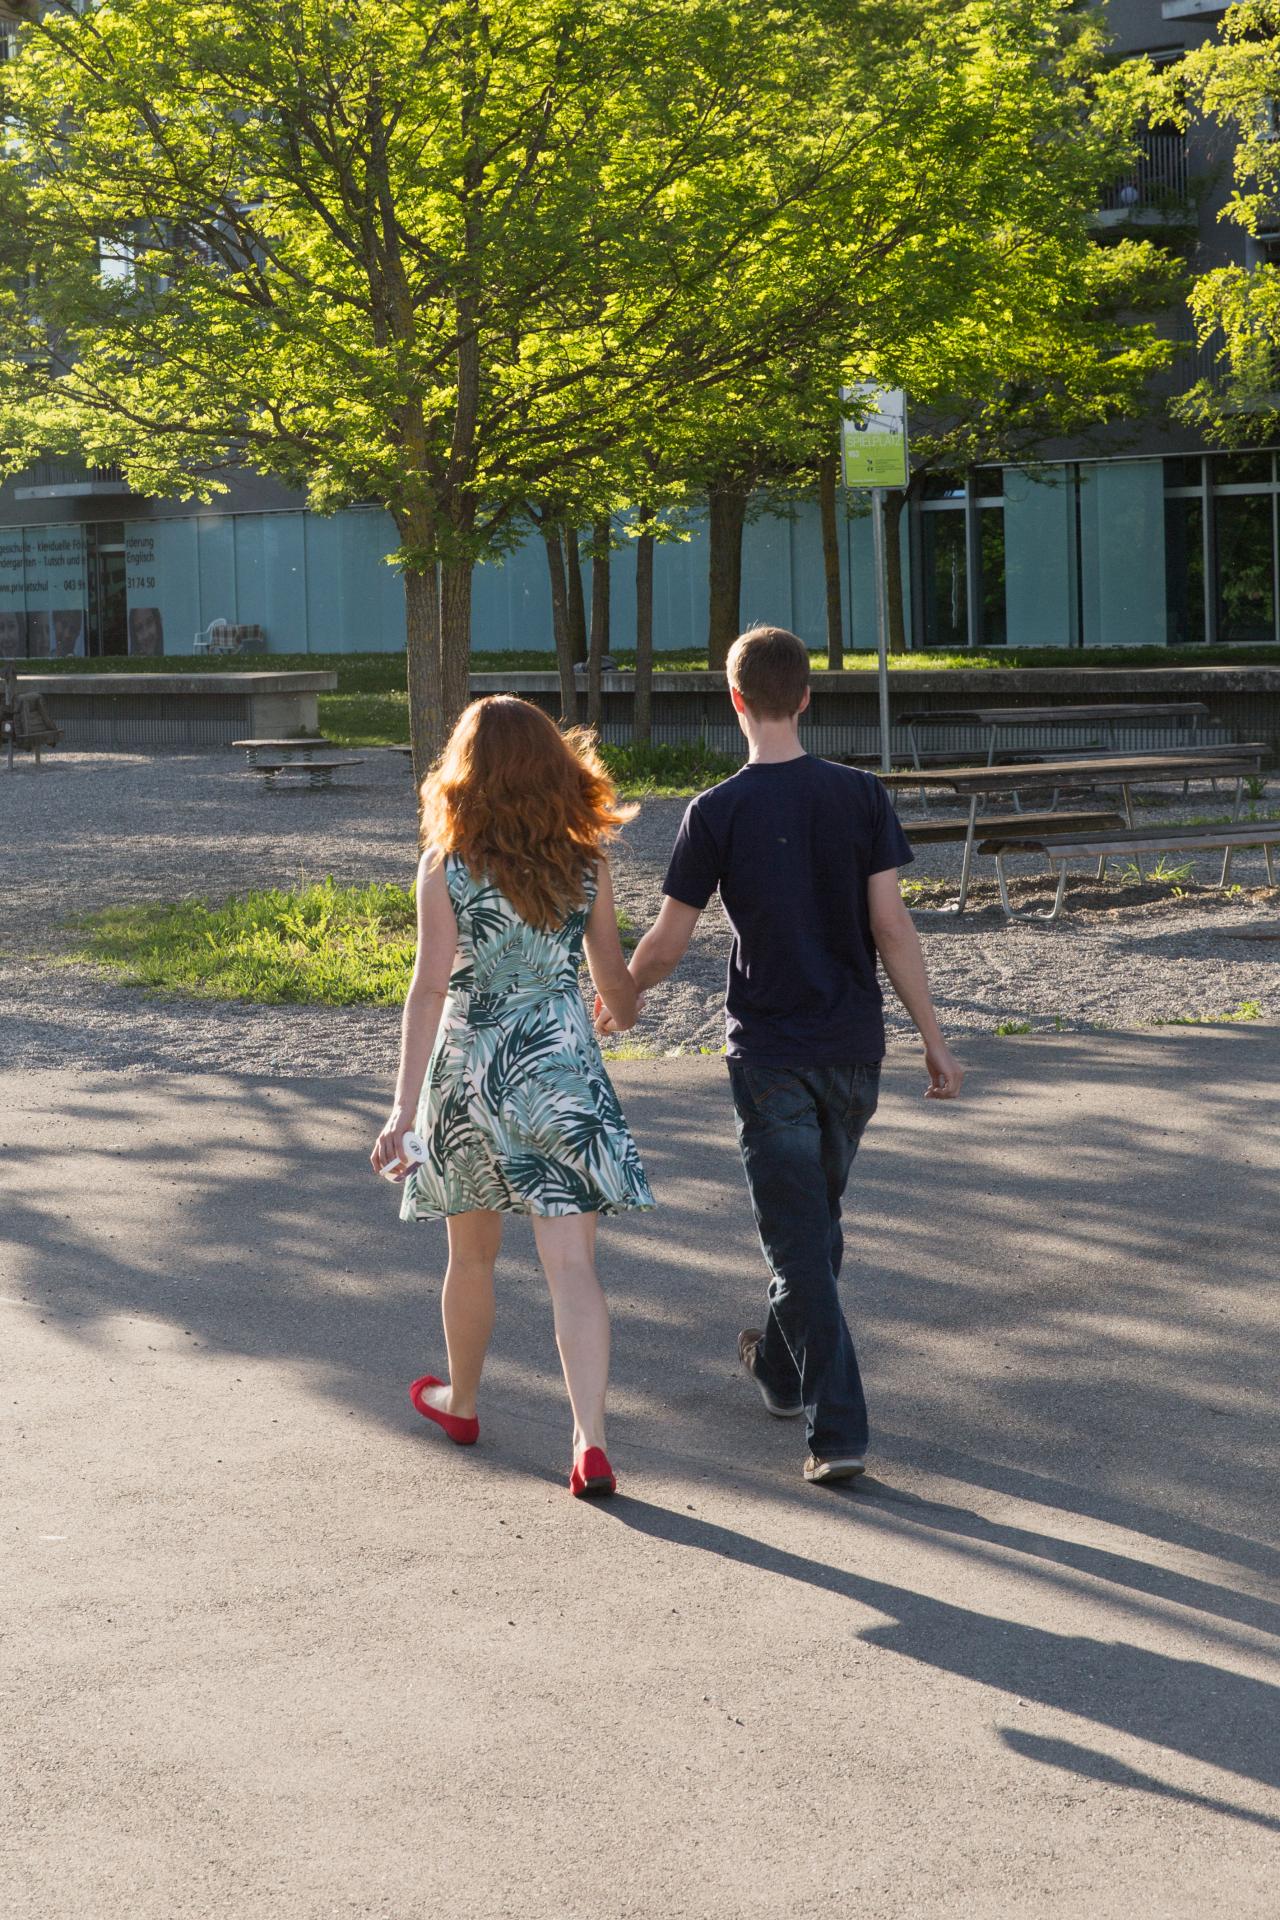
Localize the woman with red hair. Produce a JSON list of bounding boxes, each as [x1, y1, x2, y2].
[[371, 696, 653, 1497]]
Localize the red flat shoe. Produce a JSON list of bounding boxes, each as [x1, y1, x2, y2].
[[409, 1375, 479, 1447], [569, 1446, 616, 1499]]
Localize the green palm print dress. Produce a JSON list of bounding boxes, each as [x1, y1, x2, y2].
[[400, 855, 654, 1221]]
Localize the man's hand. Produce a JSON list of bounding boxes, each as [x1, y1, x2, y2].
[[924, 1039, 963, 1100]]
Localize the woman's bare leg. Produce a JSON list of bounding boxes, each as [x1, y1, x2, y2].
[[422, 1210, 502, 1420], [531, 1213, 609, 1454]]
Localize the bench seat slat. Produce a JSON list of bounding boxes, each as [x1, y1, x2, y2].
[[898, 702, 1211, 727], [232, 737, 331, 751], [980, 824, 1280, 858], [904, 808, 1125, 845], [251, 756, 363, 771], [884, 750, 1265, 791]]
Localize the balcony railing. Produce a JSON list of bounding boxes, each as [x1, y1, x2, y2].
[[10, 459, 133, 499], [1099, 130, 1190, 222]]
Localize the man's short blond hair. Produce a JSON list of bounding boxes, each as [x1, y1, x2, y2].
[[726, 625, 810, 719]]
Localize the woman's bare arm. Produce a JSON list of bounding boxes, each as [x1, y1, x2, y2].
[[582, 858, 639, 1032], [370, 851, 459, 1174]]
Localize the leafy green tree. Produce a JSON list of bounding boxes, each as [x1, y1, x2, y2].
[[870, 235, 1178, 650], [0, 0, 936, 769], [1176, 0, 1280, 440], [677, 2, 1176, 656]]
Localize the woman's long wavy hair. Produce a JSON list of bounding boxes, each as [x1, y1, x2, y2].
[[419, 696, 637, 929]]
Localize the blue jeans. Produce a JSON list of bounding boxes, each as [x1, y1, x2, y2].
[[727, 1060, 881, 1459]]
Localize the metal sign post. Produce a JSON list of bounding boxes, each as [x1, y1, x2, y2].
[[870, 488, 892, 775], [841, 385, 909, 776]]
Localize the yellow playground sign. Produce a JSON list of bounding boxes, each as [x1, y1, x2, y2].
[[840, 384, 909, 490]]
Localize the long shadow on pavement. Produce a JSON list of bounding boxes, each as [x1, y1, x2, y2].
[[603, 1493, 1280, 1803]]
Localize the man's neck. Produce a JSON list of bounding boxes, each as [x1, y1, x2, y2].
[[744, 719, 806, 765]]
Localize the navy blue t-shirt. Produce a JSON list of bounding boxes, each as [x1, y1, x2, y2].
[[662, 755, 913, 1066]]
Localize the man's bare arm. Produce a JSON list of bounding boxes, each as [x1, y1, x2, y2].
[[595, 897, 702, 1033], [867, 870, 963, 1099]]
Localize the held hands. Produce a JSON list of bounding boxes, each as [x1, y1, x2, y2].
[[594, 991, 644, 1036], [924, 1039, 963, 1100]]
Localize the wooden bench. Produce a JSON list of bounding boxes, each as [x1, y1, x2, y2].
[[978, 820, 1280, 922], [248, 755, 366, 791], [232, 736, 332, 766]]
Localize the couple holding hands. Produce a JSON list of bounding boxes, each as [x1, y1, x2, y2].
[[371, 625, 962, 1498]]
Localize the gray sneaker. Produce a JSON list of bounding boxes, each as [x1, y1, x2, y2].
[[804, 1453, 867, 1484], [737, 1329, 803, 1419]]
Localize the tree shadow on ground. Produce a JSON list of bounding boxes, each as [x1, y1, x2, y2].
[[4, 1029, 1279, 1804]]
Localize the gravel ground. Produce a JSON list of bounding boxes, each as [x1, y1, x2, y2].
[[1, 749, 1277, 1078]]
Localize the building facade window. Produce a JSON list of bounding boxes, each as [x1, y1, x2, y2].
[[916, 474, 1005, 648]]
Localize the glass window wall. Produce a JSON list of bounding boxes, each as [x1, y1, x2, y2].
[[1164, 495, 1206, 645], [979, 507, 1006, 646], [1215, 493, 1275, 642], [920, 509, 968, 647]]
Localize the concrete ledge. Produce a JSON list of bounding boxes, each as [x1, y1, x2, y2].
[[12, 671, 337, 697], [471, 666, 1280, 695], [471, 666, 1280, 762], [14, 670, 336, 751]]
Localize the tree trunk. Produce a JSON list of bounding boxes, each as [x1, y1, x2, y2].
[[586, 516, 610, 735], [542, 522, 578, 723], [633, 518, 654, 746], [706, 481, 747, 670], [440, 558, 473, 731], [565, 525, 588, 665], [818, 446, 844, 670], [404, 562, 444, 790], [883, 488, 909, 656]]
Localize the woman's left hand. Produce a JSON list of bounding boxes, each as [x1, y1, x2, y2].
[[371, 1110, 413, 1178]]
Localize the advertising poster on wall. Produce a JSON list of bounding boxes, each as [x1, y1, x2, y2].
[[23, 526, 88, 656], [0, 526, 88, 655], [0, 528, 26, 655], [124, 525, 168, 654], [125, 518, 200, 656]]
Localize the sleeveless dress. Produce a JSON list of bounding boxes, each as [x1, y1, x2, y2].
[[400, 854, 655, 1221]]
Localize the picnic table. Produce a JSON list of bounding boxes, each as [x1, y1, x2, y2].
[[231, 736, 332, 766], [884, 747, 1268, 913], [898, 701, 1213, 771], [247, 754, 366, 791]]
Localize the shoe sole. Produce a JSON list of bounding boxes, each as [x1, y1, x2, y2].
[[739, 1334, 804, 1420], [760, 1391, 805, 1420], [805, 1459, 867, 1483], [573, 1477, 616, 1499]]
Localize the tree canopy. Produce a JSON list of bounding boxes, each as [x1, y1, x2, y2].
[[1176, 0, 1280, 442], [0, 0, 1185, 752]]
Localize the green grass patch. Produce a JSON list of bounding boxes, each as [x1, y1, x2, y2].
[[995, 1019, 1033, 1035], [598, 740, 739, 797], [1153, 1000, 1264, 1027], [71, 880, 418, 1005], [71, 882, 645, 1005]]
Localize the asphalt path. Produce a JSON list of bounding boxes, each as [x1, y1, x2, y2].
[[3, 1032, 1279, 1918]]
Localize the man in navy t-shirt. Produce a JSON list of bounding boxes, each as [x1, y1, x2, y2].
[[602, 625, 962, 1484]]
